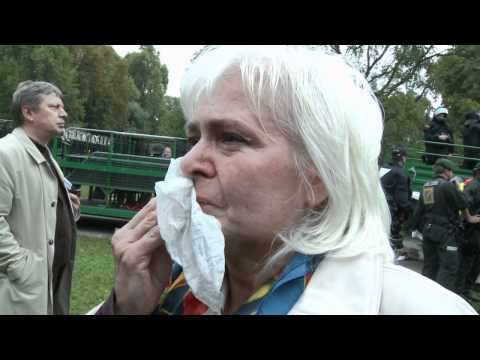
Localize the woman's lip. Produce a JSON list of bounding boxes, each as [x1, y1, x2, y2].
[[197, 199, 213, 206], [197, 197, 223, 209]]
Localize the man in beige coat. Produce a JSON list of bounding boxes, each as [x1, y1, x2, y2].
[[0, 81, 80, 314]]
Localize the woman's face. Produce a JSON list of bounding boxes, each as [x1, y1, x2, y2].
[[181, 73, 312, 246]]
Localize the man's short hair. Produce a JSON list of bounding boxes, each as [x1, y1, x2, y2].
[[11, 80, 63, 126]]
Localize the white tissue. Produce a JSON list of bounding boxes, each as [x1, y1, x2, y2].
[[155, 158, 226, 314]]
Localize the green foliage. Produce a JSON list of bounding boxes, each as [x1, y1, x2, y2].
[[319, 45, 446, 102], [31, 45, 84, 126], [127, 101, 149, 131], [158, 96, 186, 137], [126, 46, 169, 134], [428, 45, 480, 136], [315, 45, 450, 162], [0, 45, 184, 138], [382, 91, 431, 160], [0, 45, 83, 124], [69, 45, 130, 130], [0, 52, 24, 119]]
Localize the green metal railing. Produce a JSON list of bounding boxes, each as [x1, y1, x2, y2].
[[403, 140, 480, 193], [50, 127, 189, 220], [1, 122, 188, 220]]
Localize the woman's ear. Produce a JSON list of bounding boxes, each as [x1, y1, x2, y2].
[[306, 175, 328, 210]]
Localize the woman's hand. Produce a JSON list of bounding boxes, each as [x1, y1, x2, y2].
[[112, 198, 172, 314]]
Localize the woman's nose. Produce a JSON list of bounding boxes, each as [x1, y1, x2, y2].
[[180, 140, 216, 179]]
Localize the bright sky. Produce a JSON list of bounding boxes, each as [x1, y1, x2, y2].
[[112, 45, 204, 98]]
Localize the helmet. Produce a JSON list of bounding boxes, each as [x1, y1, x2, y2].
[[465, 110, 480, 121], [392, 145, 407, 159], [433, 158, 456, 173], [434, 107, 449, 117]]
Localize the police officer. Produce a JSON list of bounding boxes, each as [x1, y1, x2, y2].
[[462, 110, 480, 170], [457, 162, 480, 299], [423, 107, 454, 165], [381, 146, 412, 251], [412, 158, 480, 292]]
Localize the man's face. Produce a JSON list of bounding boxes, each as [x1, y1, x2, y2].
[[436, 113, 447, 121], [163, 147, 172, 158], [445, 169, 453, 180], [24, 94, 67, 139]]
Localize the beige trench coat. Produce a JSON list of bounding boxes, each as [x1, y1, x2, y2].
[[0, 127, 76, 314]]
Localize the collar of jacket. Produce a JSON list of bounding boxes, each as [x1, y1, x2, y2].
[[288, 252, 384, 315], [12, 127, 49, 165]]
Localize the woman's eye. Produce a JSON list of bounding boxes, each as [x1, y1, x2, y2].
[[187, 136, 199, 146], [221, 133, 246, 144]]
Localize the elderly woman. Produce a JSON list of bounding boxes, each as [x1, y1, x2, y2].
[[97, 46, 477, 315]]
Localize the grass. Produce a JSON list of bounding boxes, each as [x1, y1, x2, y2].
[[70, 235, 114, 315]]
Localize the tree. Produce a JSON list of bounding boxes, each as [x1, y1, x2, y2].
[[381, 90, 431, 161], [320, 45, 449, 107], [29, 46, 84, 126], [158, 96, 186, 137], [109, 59, 131, 130], [428, 45, 480, 136], [127, 101, 149, 131], [126, 45, 168, 134], [67, 45, 134, 130], [0, 45, 83, 124], [313, 45, 452, 162], [0, 46, 27, 119], [191, 45, 218, 62]]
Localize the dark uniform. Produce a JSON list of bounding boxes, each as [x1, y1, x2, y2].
[[456, 167, 480, 297], [412, 159, 466, 292], [462, 111, 480, 170], [423, 115, 454, 165], [381, 148, 412, 249]]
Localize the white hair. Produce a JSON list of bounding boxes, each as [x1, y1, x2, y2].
[[180, 45, 393, 264]]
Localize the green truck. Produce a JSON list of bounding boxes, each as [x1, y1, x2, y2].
[[50, 127, 189, 220], [400, 141, 478, 194], [1, 120, 189, 220]]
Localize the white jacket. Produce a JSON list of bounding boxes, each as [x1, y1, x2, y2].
[[289, 252, 477, 315]]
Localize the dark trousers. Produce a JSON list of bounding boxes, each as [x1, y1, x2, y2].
[[422, 238, 459, 292], [423, 143, 451, 165], [457, 242, 480, 295], [389, 211, 403, 250], [52, 261, 73, 315]]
